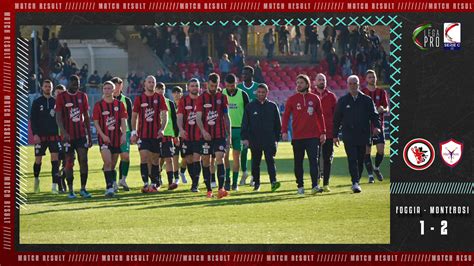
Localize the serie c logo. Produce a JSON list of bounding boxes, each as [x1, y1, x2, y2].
[[403, 138, 435, 171]]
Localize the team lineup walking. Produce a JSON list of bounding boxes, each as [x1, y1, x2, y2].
[[30, 67, 385, 198]]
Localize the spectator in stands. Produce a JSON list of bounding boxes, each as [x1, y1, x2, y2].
[[58, 75, 68, 87], [233, 48, 245, 76], [168, 71, 179, 82], [226, 34, 238, 59], [379, 46, 390, 85], [263, 28, 275, 60], [292, 26, 302, 56], [50, 57, 64, 85], [356, 46, 368, 76], [359, 26, 372, 50], [278, 26, 291, 55], [162, 48, 176, 69], [215, 31, 226, 58], [304, 26, 312, 55], [190, 29, 202, 62], [327, 48, 339, 76], [102, 71, 113, 83], [323, 26, 336, 42], [308, 27, 320, 63], [155, 69, 166, 83], [341, 52, 353, 77], [62, 59, 75, 78], [88, 70, 101, 89], [191, 70, 204, 83], [369, 29, 381, 50], [79, 64, 88, 81], [201, 30, 209, 62], [368, 29, 381, 69], [127, 71, 141, 93], [322, 36, 334, 58], [254, 60, 265, 83], [48, 33, 60, 65], [29, 35, 42, 66], [28, 73, 40, 94], [58, 42, 71, 62], [336, 25, 350, 54], [204, 56, 214, 78], [42, 26, 50, 43], [235, 26, 243, 46], [177, 27, 187, 62], [219, 53, 232, 79], [348, 27, 360, 56]]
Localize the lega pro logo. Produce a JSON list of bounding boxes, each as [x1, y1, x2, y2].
[[412, 23, 440, 51], [403, 138, 435, 171]]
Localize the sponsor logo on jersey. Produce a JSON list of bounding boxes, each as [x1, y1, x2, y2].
[[70, 107, 81, 122], [145, 108, 154, 122]]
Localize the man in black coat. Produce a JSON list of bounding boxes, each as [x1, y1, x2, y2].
[[241, 83, 281, 192], [333, 75, 381, 193]]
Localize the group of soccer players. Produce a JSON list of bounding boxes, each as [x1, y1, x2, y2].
[[30, 65, 388, 198]]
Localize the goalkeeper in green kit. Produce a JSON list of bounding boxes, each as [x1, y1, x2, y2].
[[111, 77, 133, 191], [223, 74, 250, 191], [236, 66, 259, 186]]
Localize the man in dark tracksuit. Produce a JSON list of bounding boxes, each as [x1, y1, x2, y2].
[[333, 75, 381, 193], [241, 83, 281, 192], [30, 80, 62, 194]]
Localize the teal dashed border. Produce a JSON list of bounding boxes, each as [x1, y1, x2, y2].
[[155, 16, 402, 161]]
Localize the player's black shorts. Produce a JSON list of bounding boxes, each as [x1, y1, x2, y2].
[[99, 143, 121, 154], [181, 140, 201, 156], [34, 140, 62, 156], [63, 137, 88, 154], [371, 133, 385, 145], [200, 138, 227, 156], [176, 142, 184, 158], [137, 138, 161, 154], [160, 140, 175, 158]]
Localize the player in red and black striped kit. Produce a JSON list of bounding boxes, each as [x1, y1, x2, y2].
[[196, 73, 231, 199], [130, 75, 168, 193], [30, 80, 62, 194], [55, 75, 93, 199], [177, 78, 202, 192], [362, 70, 389, 183], [93, 81, 128, 197]]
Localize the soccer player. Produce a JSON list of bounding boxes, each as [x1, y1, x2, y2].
[[111, 77, 133, 191], [314, 73, 337, 192], [222, 74, 249, 191], [54, 84, 67, 193], [156, 82, 179, 190], [30, 80, 62, 194], [241, 83, 281, 192], [130, 75, 168, 193], [177, 78, 203, 192], [55, 75, 93, 199], [93, 81, 128, 197], [237, 66, 259, 186], [196, 73, 231, 198], [281, 74, 326, 195], [362, 70, 389, 183], [171, 86, 188, 184]]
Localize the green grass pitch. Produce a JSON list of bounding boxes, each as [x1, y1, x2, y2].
[[20, 141, 390, 244]]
